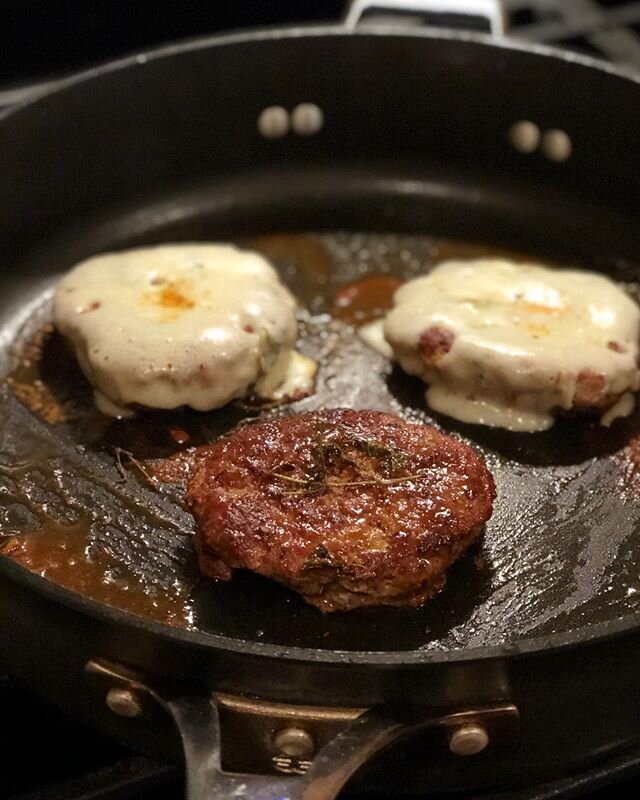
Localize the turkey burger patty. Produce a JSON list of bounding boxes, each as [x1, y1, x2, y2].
[[187, 408, 496, 613], [383, 259, 640, 431], [54, 243, 316, 417]]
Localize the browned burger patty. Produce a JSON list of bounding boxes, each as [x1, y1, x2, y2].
[[187, 409, 496, 613]]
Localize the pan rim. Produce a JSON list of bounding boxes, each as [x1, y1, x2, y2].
[[2, 555, 639, 665], [2, 23, 640, 667], [1, 22, 640, 124]]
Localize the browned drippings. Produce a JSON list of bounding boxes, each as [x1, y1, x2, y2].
[[7, 323, 75, 424], [0, 522, 194, 626], [5, 230, 618, 633], [8, 323, 90, 425], [6, 377, 72, 424], [245, 233, 333, 305], [332, 275, 404, 325], [0, 232, 552, 628]]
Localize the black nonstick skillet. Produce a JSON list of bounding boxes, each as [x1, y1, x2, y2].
[[2, 2, 640, 797]]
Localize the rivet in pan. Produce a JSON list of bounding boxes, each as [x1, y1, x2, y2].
[[448, 723, 489, 756], [291, 103, 324, 136], [541, 128, 572, 162], [274, 727, 316, 759], [508, 120, 540, 154], [257, 106, 290, 139], [105, 687, 144, 718]]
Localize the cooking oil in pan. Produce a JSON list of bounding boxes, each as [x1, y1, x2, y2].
[[2, 231, 640, 651]]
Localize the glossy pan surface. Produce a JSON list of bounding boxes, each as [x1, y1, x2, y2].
[[2, 27, 640, 665]]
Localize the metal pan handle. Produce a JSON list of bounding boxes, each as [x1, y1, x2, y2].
[[87, 659, 519, 800], [164, 696, 518, 800], [167, 694, 407, 800], [88, 659, 410, 800], [343, 0, 508, 35]]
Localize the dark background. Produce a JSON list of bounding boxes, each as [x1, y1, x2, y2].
[[0, 1, 344, 86]]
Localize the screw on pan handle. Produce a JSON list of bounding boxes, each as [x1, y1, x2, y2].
[[343, 0, 508, 36]]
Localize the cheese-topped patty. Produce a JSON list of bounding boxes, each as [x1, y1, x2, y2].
[[383, 259, 640, 432], [54, 244, 316, 417]]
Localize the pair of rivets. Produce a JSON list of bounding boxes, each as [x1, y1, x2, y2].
[[509, 120, 572, 162], [257, 104, 325, 139], [271, 722, 490, 762]]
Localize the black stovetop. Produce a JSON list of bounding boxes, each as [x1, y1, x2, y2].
[[4, 2, 640, 799]]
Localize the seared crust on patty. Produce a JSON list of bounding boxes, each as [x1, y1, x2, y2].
[[187, 409, 495, 613]]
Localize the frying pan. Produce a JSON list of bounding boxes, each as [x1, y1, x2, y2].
[[2, 1, 640, 797]]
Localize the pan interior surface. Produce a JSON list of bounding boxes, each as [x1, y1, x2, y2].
[[2, 173, 640, 655]]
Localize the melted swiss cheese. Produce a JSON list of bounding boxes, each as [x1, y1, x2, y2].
[[54, 244, 315, 416], [383, 259, 640, 431]]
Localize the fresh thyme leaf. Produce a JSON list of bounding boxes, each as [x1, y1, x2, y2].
[[267, 424, 427, 495], [304, 543, 333, 568], [269, 472, 312, 485], [111, 446, 159, 489]]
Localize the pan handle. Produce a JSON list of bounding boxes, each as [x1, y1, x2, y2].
[[166, 694, 407, 800], [343, 0, 508, 36], [87, 660, 518, 799], [162, 695, 519, 800]]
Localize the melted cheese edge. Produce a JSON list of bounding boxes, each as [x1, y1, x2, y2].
[[358, 319, 394, 360], [54, 244, 315, 416], [381, 259, 640, 431]]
